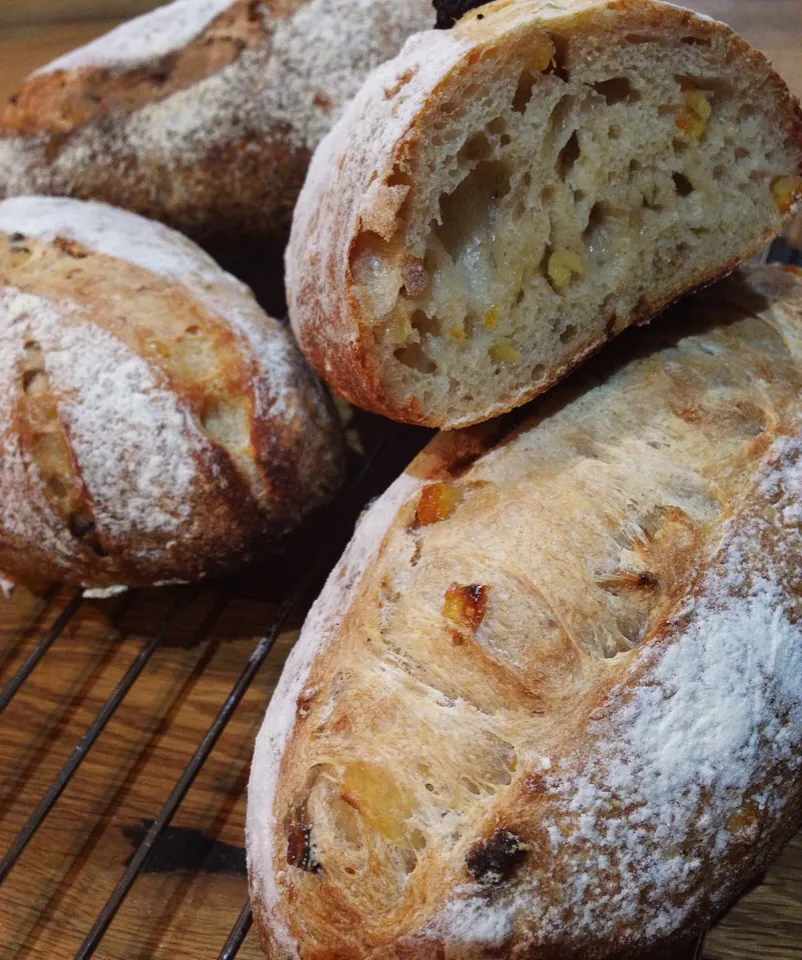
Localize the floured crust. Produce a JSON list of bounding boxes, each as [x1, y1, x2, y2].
[[248, 266, 802, 958], [0, 196, 344, 590], [287, 0, 802, 428], [0, 0, 433, 244]]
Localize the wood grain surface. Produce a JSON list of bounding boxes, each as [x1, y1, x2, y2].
[[0, 3, 801, 960]]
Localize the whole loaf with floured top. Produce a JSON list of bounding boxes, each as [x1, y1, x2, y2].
[[0, 196, 343, 593], [248, 264, 802, 959], [0, 0, 433, 245]]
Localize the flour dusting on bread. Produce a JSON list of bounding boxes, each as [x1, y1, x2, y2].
[[37, 0, 237, 74], [0, 197, 300, 422], [527, 434, 802, 945], [1, 288, 204, 543], [0, 0, 434, 243]]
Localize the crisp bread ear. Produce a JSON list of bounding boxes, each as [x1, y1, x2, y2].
[[434, 0, 492, 29]]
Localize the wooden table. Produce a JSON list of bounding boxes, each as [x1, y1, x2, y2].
[[0, 3, 801, 960]]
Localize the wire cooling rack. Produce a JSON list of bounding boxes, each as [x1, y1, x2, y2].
[[1, 243, 800, 960]]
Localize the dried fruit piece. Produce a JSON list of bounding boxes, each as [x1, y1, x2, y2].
[[547, 249, 584, 289], [443, 582, 488, 631], [488, 338, 522, 366], [417, 481, 461, 525], [466, 828, 529, 885], [675, 90, 711, 138], [483, 306, 499, 329], [772, 176, 802, 214], [287, 823, 322, 873], [341, 761, 414, 844]]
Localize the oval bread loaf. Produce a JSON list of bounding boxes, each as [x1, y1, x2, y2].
[[287, 0, 802, 428], [248, 264, 802, 958], [0, 196, 344, 593], [0, 0, 433, 245]]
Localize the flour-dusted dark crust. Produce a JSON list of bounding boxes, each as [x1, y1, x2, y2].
[[287, 0, 802, 429], [0, 0, 433, 245], [0, 197, 344, 591], [248, 266, 802, 958]]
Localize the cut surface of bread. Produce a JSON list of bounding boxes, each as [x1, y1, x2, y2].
[[249, 265, 802, 958], [0, 0, 433, 244], [288, 0, 802, 428], [0, 196, 343, 590]]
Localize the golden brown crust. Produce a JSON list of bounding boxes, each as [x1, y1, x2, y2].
[[287, 0, 802, 428], [0, 0, 434, 245], [0, 197, 344, 590], [249, 265, 802, 959]]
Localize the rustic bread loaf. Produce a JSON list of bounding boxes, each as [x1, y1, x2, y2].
[[0, 0, 433, 246], [248, 264, 802, 959], [287, 0, 802, 428], [0, 196, 343, 593]]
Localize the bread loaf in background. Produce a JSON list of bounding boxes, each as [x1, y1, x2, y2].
[[0, 196, 344, 593], [248, 264, 802, 959], [287, 0, 802, 428], [0, 0, 433, 246]]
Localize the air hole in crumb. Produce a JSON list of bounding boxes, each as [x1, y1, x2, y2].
[[560, 324, 578, 344], [672, 172, 694, 197], [681, 35, 711, 46], [395, 343, 437, 374], [608, 124, 621, 140], [544, 36, 570, 82], [673, 138, 689, 155], [629, 159, 642, 174], [558, 131, 580, 179], [425, 782, 435, 792], [411, 309, 441, 338], [185, 324, 200, 335], [583, 201, 613, 251], [592, 77, 640, 105], [522, 171, 532, 188], [541, 185, 555, 202], [515, 289, 525, 305], [487, 117, 507, 136], [574, 189, 586, 202], [512, 70, 537, 113], [734, 147, 749, 160], [500, 134, 512, 146], [512, 202, 526, 221], [462, 778, 482, 796], [344, 866, 356, 875], [677, 74, 730, 95], [712, 165, 725, 181], [532, 363, 546, 379], [458, 132, 493, 164]]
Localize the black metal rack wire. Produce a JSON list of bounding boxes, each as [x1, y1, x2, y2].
[[1, 241, 798, 958]]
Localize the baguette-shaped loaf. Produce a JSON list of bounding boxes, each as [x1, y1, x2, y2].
[[248, 265, 802, 958], [288, 0, 802, 428], [0, 0, 432, 245], [0, 196, 343, 592]]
